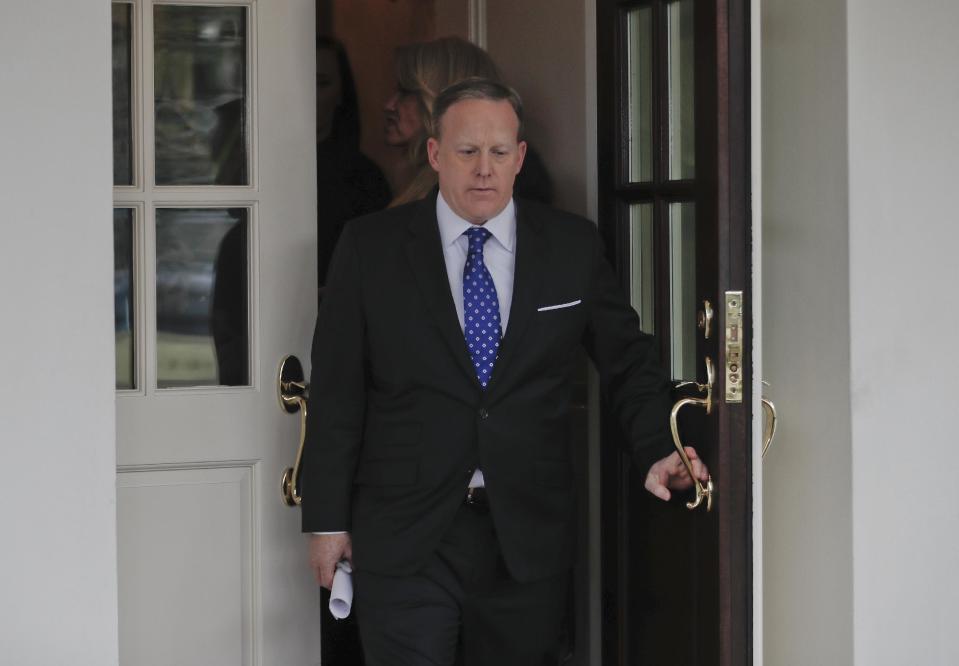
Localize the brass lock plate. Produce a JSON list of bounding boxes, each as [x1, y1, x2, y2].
[[725, 291, 743, 403]]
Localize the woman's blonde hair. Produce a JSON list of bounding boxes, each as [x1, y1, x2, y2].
[[390, 37, 502, 206]]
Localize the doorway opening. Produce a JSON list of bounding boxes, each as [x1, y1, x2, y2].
[[314, 2, 588, 664]]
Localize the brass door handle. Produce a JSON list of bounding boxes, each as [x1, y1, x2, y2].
[[761, 397, 778, 458], [278, 355, 309, 507], [669, 357, 715, 511]]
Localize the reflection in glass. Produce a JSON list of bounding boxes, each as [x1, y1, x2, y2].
[[669, 203, 696, 381], [112, 3, 134, 186], [115, 208, 136, 389], [156, 208, 249, 388], [628, 204, 655, 333], [668, 0, 695, 180], [627, 6, 653, 182], [154, 5, 248, 185]]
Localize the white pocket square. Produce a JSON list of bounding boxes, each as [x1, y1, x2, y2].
[[537, 299, 582, 312]]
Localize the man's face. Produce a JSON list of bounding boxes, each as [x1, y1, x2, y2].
[[427, 98, 527, 225]]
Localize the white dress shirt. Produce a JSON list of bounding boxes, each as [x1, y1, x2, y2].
[[314, 193, 516, 533], [436, 192, 515, 490], [436, 191, 516, 335]]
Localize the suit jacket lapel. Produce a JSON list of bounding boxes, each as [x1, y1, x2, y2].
[[487, 200, 548, 397], [405, 194, 481, 388]]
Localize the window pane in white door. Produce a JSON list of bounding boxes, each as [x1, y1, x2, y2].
[[669, 202, 696, 380], [156, 208, 249, 388], [154, 5, 248, 185], [112, 2, 134, 186], [115, 208, 136, 390]]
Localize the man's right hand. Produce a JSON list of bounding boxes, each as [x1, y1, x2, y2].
[[644, 446, 709, 502], [309, 533, 353, 589]]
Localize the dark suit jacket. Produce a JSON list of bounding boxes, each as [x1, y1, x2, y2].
[[300, 191, 674, 583]]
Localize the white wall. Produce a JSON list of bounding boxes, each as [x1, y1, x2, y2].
[[761, 0, 854, 663], [764, 0, 959, 664], [847, 1, 959, 663], [0, 2, 118, 664]]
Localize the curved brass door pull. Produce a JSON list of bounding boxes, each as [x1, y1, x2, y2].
[[278, 355, 309, 507], [669, 357, 715, 511], [761, 397, 778, 458]]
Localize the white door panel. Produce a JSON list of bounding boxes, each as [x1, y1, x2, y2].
[[114, 1, 318, 662]]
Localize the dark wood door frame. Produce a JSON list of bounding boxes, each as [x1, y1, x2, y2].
[[714, 1, 752, 662]]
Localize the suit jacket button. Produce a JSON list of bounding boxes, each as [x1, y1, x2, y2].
[[478, 407, 489, 420]]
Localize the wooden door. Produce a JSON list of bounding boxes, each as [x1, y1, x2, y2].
[[597, 0, 752, 663], [112, 1, 320, 663]]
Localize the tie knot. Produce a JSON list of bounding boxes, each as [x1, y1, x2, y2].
[[465, 226, 492, 247]]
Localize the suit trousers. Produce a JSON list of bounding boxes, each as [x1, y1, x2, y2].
[[353, 502, 569, 666]]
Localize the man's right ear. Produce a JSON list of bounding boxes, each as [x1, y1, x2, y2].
[[426, 137, 441, 172]]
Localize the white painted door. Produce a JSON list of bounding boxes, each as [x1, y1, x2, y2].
[[112, 1, 318, 663]]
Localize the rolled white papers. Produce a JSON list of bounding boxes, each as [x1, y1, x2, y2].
[[329, 560, 353, 619]]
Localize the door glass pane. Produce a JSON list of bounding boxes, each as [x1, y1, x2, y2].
[[626, 6, 653, 182], [154, 5, 249, 185], [628, 204, 655, 333], [669, 202, 696, 380], [667, 0, 695, 180], [112, 2, 134, 186], [156, 208, 249, 388], [115, 208, 136, 389]]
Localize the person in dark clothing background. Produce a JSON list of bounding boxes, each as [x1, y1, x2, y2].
[[316, 37, 392, 290]]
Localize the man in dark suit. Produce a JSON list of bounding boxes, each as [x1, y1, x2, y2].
[[300, 78, 709, 666]]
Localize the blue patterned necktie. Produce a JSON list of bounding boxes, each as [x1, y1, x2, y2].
[[463, 227, 502, 389]]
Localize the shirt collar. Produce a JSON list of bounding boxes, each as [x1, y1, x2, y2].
[[436, 190, 516, 253]]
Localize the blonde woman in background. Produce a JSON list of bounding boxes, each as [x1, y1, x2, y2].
[[384, 36, 553, 207]]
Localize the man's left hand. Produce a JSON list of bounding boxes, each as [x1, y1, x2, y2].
[[644, 446, 709, 502]]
